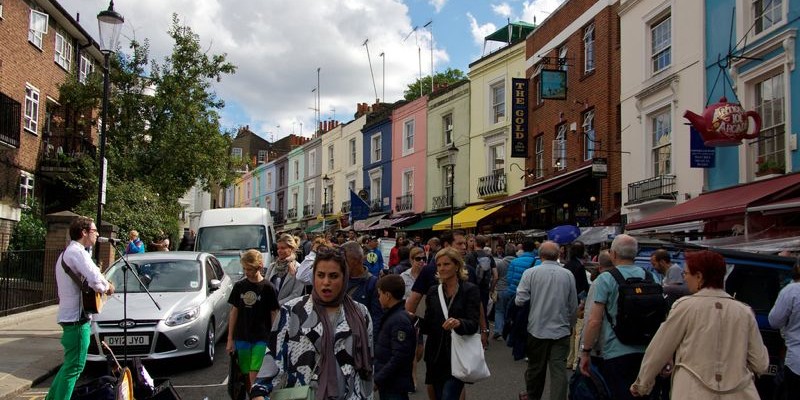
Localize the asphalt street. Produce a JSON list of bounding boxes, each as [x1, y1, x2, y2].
[[13, 336, 542, 400]]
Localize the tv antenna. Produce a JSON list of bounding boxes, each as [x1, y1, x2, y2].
[[363, 39, 379, 103]]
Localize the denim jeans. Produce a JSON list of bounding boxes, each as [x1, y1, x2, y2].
[[432, 376, 465, 400], [494, 291, 512, 335]]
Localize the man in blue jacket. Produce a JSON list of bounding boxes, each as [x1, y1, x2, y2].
[[375, 274, 416, 399], [505, 238, 540, 298]]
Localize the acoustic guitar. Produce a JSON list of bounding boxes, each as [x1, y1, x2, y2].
[[61, 258, 108, 314]]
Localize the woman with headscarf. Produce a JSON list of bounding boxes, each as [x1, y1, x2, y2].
[[630, 250, 769, 399], [265, 234, 306, 305], [250, 246, 374, 400], [420, 247, 481, 400]]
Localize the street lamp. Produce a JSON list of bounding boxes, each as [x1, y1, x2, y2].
[[589, 195, 597, 224], [445, 142, 459, 232], [95, 1, 124, 231], [322, 174, 331, 233]]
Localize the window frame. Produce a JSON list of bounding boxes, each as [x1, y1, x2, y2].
[[650, 14, 672, 75], [488, 143, 505, 173], [371, 133, 382, 163], [650, 107, 672, 176], [327, 145, 334, 170], [403, 119, 415, 154], [490, 81, 506, 124], [443, 114, 453, 145], [535, 135, 544, 179], [349, 138, 357, 166], [293, 160, 300, 180], [583, 109, 595, 161], [231, 147, 243, 158], [555, 124, 567, 170], [558, 45, 568, 72], [583, 23, 595, 74], [257, 150, 267, 164], [78, 54, 93, 83], [28, 9, 48, 49], [402, 169, 414, 195], [54, 31, 73, 71], [753, 0, 783, 35], [750, 72, 786, 174], [308, 149, 316, 176], [19, 171, 34, 208], [24, 84, 40, 134]]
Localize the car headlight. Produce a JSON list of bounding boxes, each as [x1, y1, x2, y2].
[[165, 306, 201, 327]]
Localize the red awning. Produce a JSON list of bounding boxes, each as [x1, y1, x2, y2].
[[626, 173, 800, 231], [484, 166, 590, 209]]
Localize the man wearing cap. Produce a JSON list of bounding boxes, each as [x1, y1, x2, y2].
[[364, 235, 385, 277]]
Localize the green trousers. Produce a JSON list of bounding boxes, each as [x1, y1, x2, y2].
[[45, 322, 90, 400]]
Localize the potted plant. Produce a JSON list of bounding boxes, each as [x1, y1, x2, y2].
[[755, 157, 785, 177]]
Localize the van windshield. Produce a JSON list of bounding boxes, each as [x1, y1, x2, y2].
[[196, 225, 267, 253]]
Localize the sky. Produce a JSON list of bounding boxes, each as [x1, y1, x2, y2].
[[59, 0, 565, 141]]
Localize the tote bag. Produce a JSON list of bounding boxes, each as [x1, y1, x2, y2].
[[437, 285, 490, 383]]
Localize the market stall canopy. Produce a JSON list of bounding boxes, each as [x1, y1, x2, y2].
[[432, 205, 502, 231], [400, 215, 449, 231], [353, 214, 387, 231]]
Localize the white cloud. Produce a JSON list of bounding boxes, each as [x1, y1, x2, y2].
[[521, 0, 565, 25], [429, 0, 447, 13], [59, 0, 449, 139], [491, 3, 513, 18], [467, 12, 497, 46]]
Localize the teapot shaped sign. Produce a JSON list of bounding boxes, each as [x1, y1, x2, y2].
[[683, 97, 762, 146]]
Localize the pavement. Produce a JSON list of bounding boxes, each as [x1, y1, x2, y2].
[[0, 306, 63, 400]]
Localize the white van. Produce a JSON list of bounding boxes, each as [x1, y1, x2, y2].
[[195, 207, 275, 279]]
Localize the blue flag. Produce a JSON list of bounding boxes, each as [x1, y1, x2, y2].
[[350, 189, 370, 224]]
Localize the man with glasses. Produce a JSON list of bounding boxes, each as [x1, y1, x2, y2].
[[47, 217, 114, 400]]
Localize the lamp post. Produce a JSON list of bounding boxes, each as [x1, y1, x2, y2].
[[95, 1, 124, 231], [589, 195, 597, 225], [322, 174, 331, 233], [445, 143, 459, 232]]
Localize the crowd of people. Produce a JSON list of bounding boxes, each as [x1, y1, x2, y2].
[[46, 215, 800, 400]]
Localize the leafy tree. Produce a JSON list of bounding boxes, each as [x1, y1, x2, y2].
[[58, 15, 237, 244], [8, 200, 46, 250], [403, 68, 466, 101]]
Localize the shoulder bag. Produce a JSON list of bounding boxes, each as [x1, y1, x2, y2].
[[437, 284, 490, 383]]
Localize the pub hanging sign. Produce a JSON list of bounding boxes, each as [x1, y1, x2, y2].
[[511, 78, 529, 158]]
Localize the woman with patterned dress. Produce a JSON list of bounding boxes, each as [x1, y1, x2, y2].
[[251, 247, 374, 400]]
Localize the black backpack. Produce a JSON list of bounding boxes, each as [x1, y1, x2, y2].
[[605, 268, 668, 346]]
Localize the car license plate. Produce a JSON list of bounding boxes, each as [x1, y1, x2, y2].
[[105, 335, 149, 346]]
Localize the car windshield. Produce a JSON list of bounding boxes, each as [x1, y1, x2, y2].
[[216, 254, 245, 281], [107, 260, 202, 293], [196, 225, 267, 252]]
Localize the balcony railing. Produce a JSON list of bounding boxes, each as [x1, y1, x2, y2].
[[395, 194, 413, 212], [369, 198, 384, 212], [341, 201, 351, 213], [321, 202, 334, 215], [273, 211, 285, 225], [626, 175, 677, 205], [433, 194, 452, 210], [287, 208, 297, 219], [39, 134, 96, 173], [0, 93, 21, 148], [303, 204, 315, 217], [477, 171, 507, 198]]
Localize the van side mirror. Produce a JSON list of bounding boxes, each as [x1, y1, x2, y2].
[[270, 242, 278, 257]]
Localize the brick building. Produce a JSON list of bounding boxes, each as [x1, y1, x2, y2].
[[520, 0, 621, 228], [0, 0, 104, 249]]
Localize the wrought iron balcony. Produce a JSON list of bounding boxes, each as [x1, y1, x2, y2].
[[626, 175, 677, 205], [477, 171, 507, 198], [341, 201, 351, 213], [287, 208, 297, 219], [303, 204, 315, 217], [273, 211, 285, 225], [369, 198, 384, 212], [39, 134, 96, 176], [321, 202, 334, 215], [433, 194, 453, 210], [395, 193, 413, 212]]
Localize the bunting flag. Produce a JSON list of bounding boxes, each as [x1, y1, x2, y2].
[[349, 189, 370, 224]]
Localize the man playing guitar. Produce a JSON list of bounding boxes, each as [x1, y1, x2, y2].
[[47, 216, 115, 400]]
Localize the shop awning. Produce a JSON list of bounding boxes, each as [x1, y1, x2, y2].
[[626, 173, 800, 231], [400, 215, 449, 231], [305, 218, 339, 233], [484, 166, 591, 209], [432, 205, 502, 231], [281, 221, 301, 232], [370, 215, 415, 230], [353, 214, 387, 231]]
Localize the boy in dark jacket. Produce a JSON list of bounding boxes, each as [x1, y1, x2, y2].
[[375, 275, 417, 400]]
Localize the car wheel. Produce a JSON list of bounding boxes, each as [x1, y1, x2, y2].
[[200, 321, 215, 367]]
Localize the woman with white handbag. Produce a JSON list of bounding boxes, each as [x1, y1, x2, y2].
[[420, 247, 488, 400]]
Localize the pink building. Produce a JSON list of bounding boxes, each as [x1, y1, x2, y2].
[[391, 96, 428, 216]]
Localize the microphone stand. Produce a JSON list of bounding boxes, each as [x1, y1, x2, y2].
[[109, 242, 161, 364]]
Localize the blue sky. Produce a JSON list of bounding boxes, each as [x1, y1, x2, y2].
[[59, 0, 563, 140]]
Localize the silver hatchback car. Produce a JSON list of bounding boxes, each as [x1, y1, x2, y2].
[[86, 252, 232, 366]]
